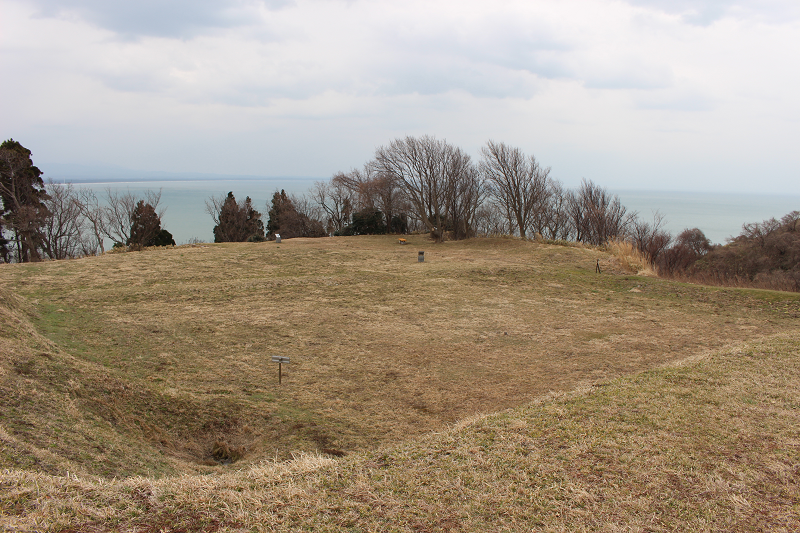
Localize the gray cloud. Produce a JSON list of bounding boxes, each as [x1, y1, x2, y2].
[[625, 0, 800, 25], [626, 0, 729, 24], [372, 60, 538, 99], [582, 63, 674, 91], [6, 0, 798, 195], [29, 0, 290, 39], [633, 90, 715, 112], [382, 16, 575, 83]]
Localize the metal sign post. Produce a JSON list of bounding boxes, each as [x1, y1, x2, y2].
[[271, 356, 290, 384]]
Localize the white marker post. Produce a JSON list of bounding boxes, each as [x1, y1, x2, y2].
[[271, 356, 290, 384]]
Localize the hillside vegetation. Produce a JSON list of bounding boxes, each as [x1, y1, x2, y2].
[[666, 211, 800, 292], [1, 235, 799, 531]]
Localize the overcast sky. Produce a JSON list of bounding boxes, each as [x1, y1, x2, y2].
[[2, 0, 799, 193]]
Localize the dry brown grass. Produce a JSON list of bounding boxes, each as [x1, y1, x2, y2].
[[2, 235, 798, 474], [2, 333, 798, 532], [1, 235, 799, 530], [604, 239, 656, 277]]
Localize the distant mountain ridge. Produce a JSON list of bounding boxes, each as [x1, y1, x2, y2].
[[41, 162, 321, 184]]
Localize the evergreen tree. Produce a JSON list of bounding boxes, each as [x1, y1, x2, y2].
[[267, 189, 294, 238], [127, 200, 175, 248], [214, 192, 244, 242], [152, 229, 176, 247], [269, 189, 328, 239], [242, 196, 265, 240], [128, 201, 160, 247], [212, 192, 265, 242], [339, 209, 387, 236], [0, 139, 50, 262]]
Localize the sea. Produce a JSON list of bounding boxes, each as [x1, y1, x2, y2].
[[66, 178, 800, 246]]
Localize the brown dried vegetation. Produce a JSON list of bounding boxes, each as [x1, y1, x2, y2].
[[1, 235, 799, 531]]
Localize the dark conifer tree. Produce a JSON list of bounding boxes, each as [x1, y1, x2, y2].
[[151, 229, 176, 247], [267, 189, 293, 238], [213, 192, 265, 242], [267, 189, 326, 239], [242, 196, 265, 240], [127, 200, 175, 248], [128, 201, 160, 247], [0, 139, 50, 262]]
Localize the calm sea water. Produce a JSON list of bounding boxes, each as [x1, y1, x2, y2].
[[73, 179, 800, 246], [77, 179, 318, 246], [614, 190, 800, 245]]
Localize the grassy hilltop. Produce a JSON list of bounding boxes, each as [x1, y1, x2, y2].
[[1, 235, 799, 531]]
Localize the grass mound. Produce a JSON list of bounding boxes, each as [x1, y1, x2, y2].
[[2, 332, 798, 531], [1, 235, 799, 529], [0, 283, 197, 478]]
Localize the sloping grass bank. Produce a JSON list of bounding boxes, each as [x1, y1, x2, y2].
[[2, 236, 798, 480], [3, 331, 798, 532]]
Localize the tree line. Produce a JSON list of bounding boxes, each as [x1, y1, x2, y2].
[[172, 134, 800, 293], [303, 135, 651, 247], [202, 136, 640, 245], [0, 139, 175, 262], [0, 135, 655, 260], [3, 136, 797, 292]]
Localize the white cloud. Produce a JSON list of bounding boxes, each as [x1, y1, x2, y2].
[[625, 0, 800, 25], [1, 0, 799, 193]]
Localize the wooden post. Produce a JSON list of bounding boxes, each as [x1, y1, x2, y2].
[[271, 356, 290, 384], [596, 259, 601, 273]]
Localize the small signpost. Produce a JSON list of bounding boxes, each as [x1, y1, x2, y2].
[[271, 356, 290, 384]]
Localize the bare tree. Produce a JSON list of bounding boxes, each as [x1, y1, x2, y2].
[[102, 189, 138, 246], [356, 167, 408, 234], [567, 179, 634, 246], [75, 188, 107, 254], [630, 211, 672, 266], [781, 210, 800, 233], [41, 181, 93, 259], [322, 165, 409, 234], [741, 217, 782, 249], [538, 179, 573, 241], [101, 188, 164, 247], [374, 135, 476, 242], [657, 228, 712, 275], [446, 158, 486, 240], [291, 193, 325, 227], [291, 192, 327, 237], [480, 140, 551, 239], [474, 202, 510, 237], [329, 167, 373, 210], [311, 178, 354, 234]]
